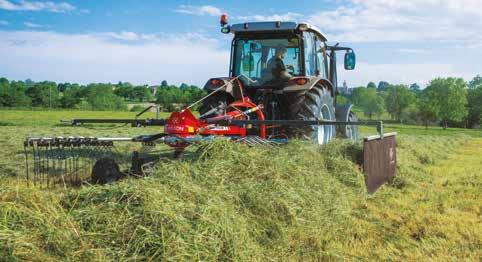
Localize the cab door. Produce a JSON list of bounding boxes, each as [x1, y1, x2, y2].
[[303, 32, 316, 76]]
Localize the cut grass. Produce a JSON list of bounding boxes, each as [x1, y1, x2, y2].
[[0, 110, 480, 260]]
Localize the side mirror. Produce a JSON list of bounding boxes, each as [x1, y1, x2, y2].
[[344, 51, 356, 70]]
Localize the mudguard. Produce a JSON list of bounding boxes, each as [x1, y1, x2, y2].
[[282, 76, 334, 96], [203, 77, 241, 100]]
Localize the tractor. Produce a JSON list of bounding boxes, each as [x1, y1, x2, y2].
[[199, 17, 359, 144], [23, 15, 397, 193]]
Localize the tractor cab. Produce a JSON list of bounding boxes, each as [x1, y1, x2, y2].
[[228, 22, 329, 88], [218, 19, 355, 94]]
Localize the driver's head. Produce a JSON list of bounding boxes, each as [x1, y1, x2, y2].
[[275, 45, 287, 58]]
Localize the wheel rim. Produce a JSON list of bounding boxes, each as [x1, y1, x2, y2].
[[315, 105, 332, 144]]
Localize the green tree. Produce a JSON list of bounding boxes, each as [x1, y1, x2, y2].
[[377, 81, 390, 91], [0, 77, 11, 106], [468, 75, 482, 89], [25, 81, 60, 107], [86, 84, 126, 111], [409, 83, 421, 93], [24, 79, 35, 88], [349, 86, 366, 105], [61, 86, 81, 108], [384, 85, 417, 121], [10, 81, 31, 107], [418, 93, 438, 128], [114, 82, 134, 101], [360, 88, 384, 119], [336, 95, 349, 105], [132, 86, 153, 102], [424, 77, 468, 128], [367, 81, 376, 89], [467, 88, 482, 128], [467, 75, 482, 127], [161, 80, 168, 87]]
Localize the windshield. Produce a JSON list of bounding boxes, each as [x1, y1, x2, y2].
[[232, 36, 301, 86]]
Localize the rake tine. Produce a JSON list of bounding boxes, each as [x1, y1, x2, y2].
[[24, 142, 29, 187]]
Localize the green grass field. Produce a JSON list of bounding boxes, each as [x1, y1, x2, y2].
[[0, 110, 480, 261]]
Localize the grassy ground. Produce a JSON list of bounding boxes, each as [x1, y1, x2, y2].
[[0, 110, 480, 261], [0, 109, 168, 126]]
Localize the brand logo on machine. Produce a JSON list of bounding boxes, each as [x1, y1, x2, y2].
[[209, 126, 229, 131]]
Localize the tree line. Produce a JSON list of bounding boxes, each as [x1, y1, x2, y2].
[[0, 78, 206, 111], [340, 75, 482, 128], [1, 75, 481, 128]]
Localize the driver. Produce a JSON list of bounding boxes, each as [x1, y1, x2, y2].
[[267, 45, 292, 82]]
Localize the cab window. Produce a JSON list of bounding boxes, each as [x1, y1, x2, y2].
[[315, 39, 327, 78], [303, 32, 316, 76], [233, 37, 301, 86]]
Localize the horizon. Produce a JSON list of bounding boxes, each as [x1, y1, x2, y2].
[[1, 0, 481, 87]]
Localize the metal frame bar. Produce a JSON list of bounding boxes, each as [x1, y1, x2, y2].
[[65, 118, 166, 127], [217, 119, 385, 137]]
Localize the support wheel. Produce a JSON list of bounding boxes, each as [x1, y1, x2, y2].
[[91, 157, 124, 184]]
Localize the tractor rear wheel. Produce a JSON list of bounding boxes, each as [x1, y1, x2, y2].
[[287, 85, 335, 145], [198, 92, 234, 118]]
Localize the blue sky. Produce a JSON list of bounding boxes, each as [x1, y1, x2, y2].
[[0, 0, 481, 87]]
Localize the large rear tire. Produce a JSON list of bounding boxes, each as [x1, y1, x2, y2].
[[287, 85, 336, 145]]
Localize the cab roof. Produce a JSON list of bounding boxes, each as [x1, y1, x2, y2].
[[229, 21, 327, 41]]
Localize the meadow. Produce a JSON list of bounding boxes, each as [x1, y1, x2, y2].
[[0, 110, 480, 261]]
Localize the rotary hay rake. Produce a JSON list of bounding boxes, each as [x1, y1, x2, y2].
[[23, 77, 397, 193]]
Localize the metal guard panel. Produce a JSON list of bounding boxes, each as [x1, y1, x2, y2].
[[363, 133, 397, 194]]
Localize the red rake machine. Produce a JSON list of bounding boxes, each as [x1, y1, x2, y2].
[[24, 18, 397, 193], [24, 77, 396, 193]]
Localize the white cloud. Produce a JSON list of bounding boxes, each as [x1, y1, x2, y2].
[[0, 20, 9, 25], [101, 31, 144, 41], [339, 61, 474, 87], [0, 30, 229, 86], [235, 12, 303, 22], [23, 21, 43, 28], [175, 5, 222, 16], [308, 0, 482, 47], [0, 0, 75, 13]]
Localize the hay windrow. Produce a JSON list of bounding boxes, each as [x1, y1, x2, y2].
[[1, 134, 479, 261]]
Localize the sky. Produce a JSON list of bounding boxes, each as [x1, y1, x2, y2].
[[0, 0, 481, 87]]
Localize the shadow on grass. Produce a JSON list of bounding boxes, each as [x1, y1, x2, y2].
[[0, 121, 15, 126]]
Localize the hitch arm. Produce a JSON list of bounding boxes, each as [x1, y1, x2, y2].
[[63, 118, 166, 127]]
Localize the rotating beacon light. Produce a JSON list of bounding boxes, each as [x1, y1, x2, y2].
[[220, 13, 230, 34]]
